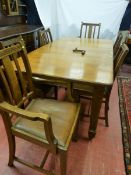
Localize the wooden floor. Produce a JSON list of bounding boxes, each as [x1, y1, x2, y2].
[[0, 64, 131, 175]]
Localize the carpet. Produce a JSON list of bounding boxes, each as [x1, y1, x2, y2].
[[117, 76, 131, 175]]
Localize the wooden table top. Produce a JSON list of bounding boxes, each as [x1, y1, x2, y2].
[[26, 38, 113, 86]]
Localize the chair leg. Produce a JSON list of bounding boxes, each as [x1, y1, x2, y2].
[[105, 101, 109, 127], [8, 135, 16, 166], [72, 120, 79, 141], [60, 150, 67, 175], [54, 86, 58, 99]]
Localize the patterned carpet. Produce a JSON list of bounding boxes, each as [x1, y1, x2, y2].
[[117, 76, 131, 175]]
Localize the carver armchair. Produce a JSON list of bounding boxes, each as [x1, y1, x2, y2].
[[0, 41, 81, 175]]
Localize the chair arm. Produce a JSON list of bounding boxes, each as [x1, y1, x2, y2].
[[0, 101, 58, 151], [0, 101, 49, 122]]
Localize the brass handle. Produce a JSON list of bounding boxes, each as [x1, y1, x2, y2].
[[73, 48, 86, 55]]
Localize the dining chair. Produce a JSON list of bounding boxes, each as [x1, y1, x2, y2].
[[100, 43, 128, 126], [39, 28, 53, 46], [113, 32, 129, 69], [73, 43, 129, 127], [0, 35, 58, 99], [114, 43, 129, 78], [79, 22, 101, 39], [38, 28, 58, 98], [113, 33, 123, 59], [0, 42, 81, 175]]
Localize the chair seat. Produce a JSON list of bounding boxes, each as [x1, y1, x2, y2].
[[12, 99, 79, 148]]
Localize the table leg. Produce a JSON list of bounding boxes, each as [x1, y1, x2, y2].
[[88, 86, 105, 140]]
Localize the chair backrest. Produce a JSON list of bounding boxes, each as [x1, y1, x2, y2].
[[0, 35, 25, 49], [0, 35, 27, 60], [114, 43, 129, 78], [79, 22, 101, 39], [113, 32, 129, 60], [0, 39, 34, 107], [39, 28, 53, 46], [113, 33, 123, 57]]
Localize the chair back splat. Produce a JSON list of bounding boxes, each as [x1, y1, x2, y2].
[[80, 22, 101, 39], [113, 33, 123, 56], [39, 28, 53, 46], [113, 32, 128, 63], [114, 43, 129, 78], [0, 41, 33, 106], [0, 41, 81, 175]]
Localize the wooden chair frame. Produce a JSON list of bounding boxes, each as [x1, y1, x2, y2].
[[0, 42, 81, 175], [101, 43, 129, 126], [79, 22, 101, 39], [113, 32, 129, 66], [114, 43, 129, 78], [113, 33, 123, 59], [39, 28, 53, 46]]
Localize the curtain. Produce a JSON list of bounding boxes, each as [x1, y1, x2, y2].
[[34, 0, 128, 40], [120, 3, 131, 30]]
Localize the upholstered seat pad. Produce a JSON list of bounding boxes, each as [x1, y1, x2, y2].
[[13, 99, 79, 147]]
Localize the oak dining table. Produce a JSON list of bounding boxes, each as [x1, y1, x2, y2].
[[20, 37, 113, 139]]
